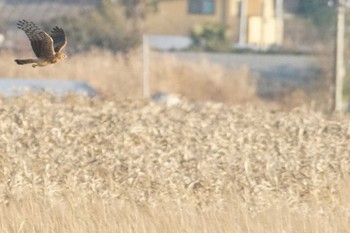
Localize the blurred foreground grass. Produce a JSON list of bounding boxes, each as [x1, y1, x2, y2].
[[0, 94, 348, 232]]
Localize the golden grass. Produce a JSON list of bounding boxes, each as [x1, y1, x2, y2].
[[150, 53, 257, 104], [0, 49, 258, 104], [2, 195, 350, 233], [0, 94, 348, 232], [0, 49, 345, 232], [0, 50, 143, 98]]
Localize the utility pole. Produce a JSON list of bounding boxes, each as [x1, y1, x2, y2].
[[221, 0, 227, 25], [261, 0, 267, 47], [143, 34, 150, 98], [333, 0, 346, 111], [238, 0, 247, 46], [275, 0, 284, 45]]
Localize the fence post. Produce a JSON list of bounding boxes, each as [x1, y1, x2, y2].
[[142, 34, 150, 98], [333, 3, 345, 111], [238, 0, 247, 46]]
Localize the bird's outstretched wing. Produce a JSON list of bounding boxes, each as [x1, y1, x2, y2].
[[17, 19, 55, 59], [49, 26, 67, 53]]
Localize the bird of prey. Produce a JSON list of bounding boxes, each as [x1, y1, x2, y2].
[[15, 20, 67, 68]]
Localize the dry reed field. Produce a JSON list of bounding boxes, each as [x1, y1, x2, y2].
[[0, 50, 348, 232], [0, 50, 258, 104], [0, 93, 349, 232]]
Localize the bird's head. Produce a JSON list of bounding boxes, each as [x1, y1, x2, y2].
[[57, 53, 67, 60], [61, 53, 67, 59]]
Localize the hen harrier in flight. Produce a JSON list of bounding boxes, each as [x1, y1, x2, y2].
[[15, 20, 67, 68]]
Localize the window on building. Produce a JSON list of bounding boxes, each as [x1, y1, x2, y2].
[[188, 0, 215, 15]]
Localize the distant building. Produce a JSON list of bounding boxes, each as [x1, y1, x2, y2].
[[245, 0, 284, 47], [145, 0, 239, 35], [0, 0, 286, 51], [145, 0, 284, 49]]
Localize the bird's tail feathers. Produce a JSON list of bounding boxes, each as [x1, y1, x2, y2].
[[14, 58, 37, 65]]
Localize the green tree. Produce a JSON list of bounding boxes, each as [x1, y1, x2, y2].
[[190, 23, 231, 52]]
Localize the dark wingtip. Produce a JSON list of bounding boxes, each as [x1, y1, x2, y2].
[[51, 26, 61, 32], [17, 19, 26, 28], [17, 19, 38, 30]]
